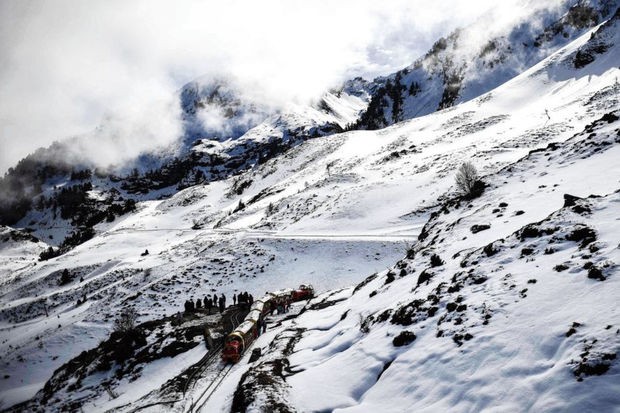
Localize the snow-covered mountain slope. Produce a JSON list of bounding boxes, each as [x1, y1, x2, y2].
[[4, 0, 614, 255], [1, 5, 620, 413], [194, 29, 620, 411], [221, 113, 620, 413], [0, 227, 46, 280], [192, 13, 620, 237], [0, 75, 370, 255], [181, 76, 370, 145], [355, 0, 619, 129]]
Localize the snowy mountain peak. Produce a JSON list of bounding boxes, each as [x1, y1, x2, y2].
[[354, 0, 620, 130]]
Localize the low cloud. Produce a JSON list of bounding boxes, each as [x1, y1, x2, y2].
[[0, 0, 559, 174]]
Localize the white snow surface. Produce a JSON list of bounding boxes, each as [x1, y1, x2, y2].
[[1, 9, 620, 413]]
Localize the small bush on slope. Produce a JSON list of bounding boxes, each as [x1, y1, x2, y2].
[[455, 162, 485, 199]]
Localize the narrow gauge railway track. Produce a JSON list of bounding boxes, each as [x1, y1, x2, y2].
[[190, 310, 261, 412], [188, 285, 314, 411], [182, 309, 244, 396], [188, 363, 234, 412], [127, 309, 245, 413], [181, 342, 223, 396], [126, 288, 312, 413]]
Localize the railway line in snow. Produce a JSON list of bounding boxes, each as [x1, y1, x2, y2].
[[125, 309, 246, 413], [182, 308, 245, 413], [182, 309, 243, 396], [188, 363, 234, 413]]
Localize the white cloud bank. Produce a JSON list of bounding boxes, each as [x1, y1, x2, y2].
[[0, 0, 559, 173]]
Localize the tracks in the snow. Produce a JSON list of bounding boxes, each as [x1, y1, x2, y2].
[[188, 363, 234, 413], [125, 308, 246, 413], [181, 343, 223, 397], [182, 308, 245, 412]]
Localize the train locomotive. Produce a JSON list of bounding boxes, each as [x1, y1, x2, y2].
[[222, 284, 314, 363]]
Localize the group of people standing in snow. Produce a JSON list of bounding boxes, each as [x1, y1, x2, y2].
[[233, 291, 253, 308], [183, 290, 255, 314], [184, 293, 227, 314]]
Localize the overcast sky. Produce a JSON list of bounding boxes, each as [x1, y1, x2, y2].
[[0, 0, 529, 173]]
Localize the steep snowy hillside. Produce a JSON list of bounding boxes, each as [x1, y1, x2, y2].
[[0, 76, 369, 251], [193, 25, 620, 413], [1, 4, 619, 413], [355, 0, 618, 129], [3, 0, 615, 261], [0, 227, 45, 280], [221, 113, 620, 412], [0, 8, 620, 411]]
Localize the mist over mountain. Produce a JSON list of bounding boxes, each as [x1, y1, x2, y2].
[[355, 0, 618, 129], [0, 0, 510, 176]]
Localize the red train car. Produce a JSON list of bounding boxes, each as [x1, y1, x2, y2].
[[222, 319, 258, 363], [292, 284, 314, 301], [221, 284, 316, 363]]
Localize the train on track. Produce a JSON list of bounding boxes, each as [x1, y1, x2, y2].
[[222, 284, 314, 363]]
